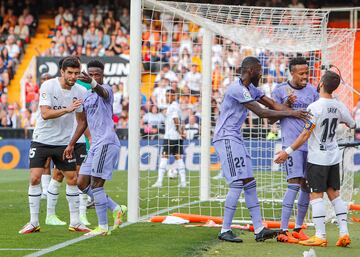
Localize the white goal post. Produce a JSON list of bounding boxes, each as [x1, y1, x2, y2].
[[128, 0, 357, 224]]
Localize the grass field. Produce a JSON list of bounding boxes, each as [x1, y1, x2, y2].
[[0, 169, 359, 257]]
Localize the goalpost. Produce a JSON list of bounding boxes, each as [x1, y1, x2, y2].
[[128, 0, 357, 224]]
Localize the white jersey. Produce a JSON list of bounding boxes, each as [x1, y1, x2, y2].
[[164, 101, 181, 140], [32, 77, 86, 145], [306, 98, 356, 166]]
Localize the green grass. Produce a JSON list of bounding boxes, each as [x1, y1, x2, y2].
[[0, 170, 359, 256]]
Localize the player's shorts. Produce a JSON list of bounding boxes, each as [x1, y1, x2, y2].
[[29, 141, 76, 171], [306, 162, 340, 193], [74, 143, 87, 166], [162, 139, 183, 156], [214, 139, 253, 184], [282, 149, 307, 180], [79, 143, 120, 180]]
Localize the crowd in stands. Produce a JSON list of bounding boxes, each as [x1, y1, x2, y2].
[[0, 0, 38, 128]]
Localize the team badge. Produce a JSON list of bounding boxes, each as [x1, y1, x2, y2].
[[243, 90, 252, 101], [41, 93, 47, 100]]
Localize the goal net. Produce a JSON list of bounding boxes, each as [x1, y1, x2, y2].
[[129, 0, 357, 224]]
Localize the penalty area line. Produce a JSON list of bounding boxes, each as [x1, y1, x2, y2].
[[0, 248, 44, 251], [24, 222, 134, 257]]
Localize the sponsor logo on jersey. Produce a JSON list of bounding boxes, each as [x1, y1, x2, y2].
[[53, 106, 67, 110]]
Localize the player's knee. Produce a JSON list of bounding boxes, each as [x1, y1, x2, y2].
[[30, 175, 41, 185], [77, 178, 89, 191], [288, 177, 302, 185], [52, 172, 64, 182], [65, 172, 78, 185], [327, 188, 339, 201]]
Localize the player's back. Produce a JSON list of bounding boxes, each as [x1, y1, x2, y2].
[[272, 82, 318, 151], [307, 98, 355, 165], [213, 80, 264, 144], [83, 84, 119, 148]]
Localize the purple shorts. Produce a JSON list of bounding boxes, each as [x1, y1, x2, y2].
[[79, 143, 120, 180], [283, 149, 307, 180], [214, 139, 253, 184]]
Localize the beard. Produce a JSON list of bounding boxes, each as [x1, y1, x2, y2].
[[251, 76, 260, 87]]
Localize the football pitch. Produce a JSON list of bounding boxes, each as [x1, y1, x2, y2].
[[1, 170, 360, 257]]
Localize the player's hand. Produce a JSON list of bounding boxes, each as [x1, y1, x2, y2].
[[63, 145, 74, 160], [66, 99, 82, 113], [274, 150, 288, 164], [290, 109, 311, 122], [285, 93, 297, 107], [78, 71, 92, 84]]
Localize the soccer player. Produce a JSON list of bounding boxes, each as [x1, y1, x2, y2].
[[64, 60, 127, 236], [152, 89, 187, 188], [214, 56, 309, 243], [275, 70, 356, 247], [45, 57, 92, 227], [271, 57, 319, 243], [19, 56, 90, 234]]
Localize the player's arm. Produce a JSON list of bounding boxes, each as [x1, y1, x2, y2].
[[274, 118, 315, 164], [40, 100, 82, 120], [174, 117, 184, 138], [244, 101, 309, 121], [78, 71, 109, 100], [340, 103, 357, 129], [63, 111, 88, 159], [258, 96, 293, 111]]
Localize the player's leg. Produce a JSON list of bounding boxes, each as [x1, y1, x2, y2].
[[45, 167, 66, 225], [41, 157, 52, 199], [85, 144, 126, 236], [19, 142, 48, 234], [74, 143, 90, 226], [174, 139, 186, 187], [53, 146, 90, 232], [292, 151, 310, 240], [326, 164, 351, 247], [152, 139, 169, 188], [298, 163, 327, 247]]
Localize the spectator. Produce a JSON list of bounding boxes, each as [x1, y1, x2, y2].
[[155, 63, 178, 83], [20, 8, 34, 26], [25, 74, 39, 107], [20, 108, 32, 128], [96, 28, 110, 49], [184, 64, 202, 95], [0, 93, 8, 111], [288, 0, 305, 8], [14, 16, 30, 42], [5, 35, 20, 61], [142, 105, 165, 136], [54, 6, 65, 26], [353, 99, 360, 128], [261, 75, 277, 98], [119, 8, 130, 32], [70, 27, 83, 46], [185, 114, 200, 140], [89, 7, 102, 26], [151, 78, 170, 110], [84, 22, 98, 48], [0, 56, 10, 90], [7, 104, 20, 128], [64, 35, 77, 55], [4, 8, 17, 27], [112, 84, 123, 117]]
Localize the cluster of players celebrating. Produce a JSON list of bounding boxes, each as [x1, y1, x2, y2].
[[19, 55, 356, 248]]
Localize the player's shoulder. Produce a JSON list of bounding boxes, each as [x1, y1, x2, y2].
[[272, 82, 287, 93], [305, 83, 318, 93], [73, 83, 88, 94], [40, 77, 59, 91]]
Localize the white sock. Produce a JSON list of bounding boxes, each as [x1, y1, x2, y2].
[[66, 184, 80, 226], [157, 157, 167, 184], [175, 159, 186, 184], [331, 197, 349, 236], [79, 190, 88, 216], [221, 228, 231, 234], [311, 198, 326, 239], [28, 184, 41, 225], [41, 175, 51, 195], [47, 179, 61, 216]]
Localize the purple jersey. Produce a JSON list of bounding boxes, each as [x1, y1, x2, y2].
[[272, 82, 318, 151], [83, 84, 120, 149], [213, 80, 264, 144]]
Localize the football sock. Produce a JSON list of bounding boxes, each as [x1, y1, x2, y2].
[[107, 195, 119, 212], [47, 179, 61, 216], [79, 190, 88, 216], [244, 180, 263, 234], [93, 187, 108, 228], [280, 183, 300, 230], [331, 197, 349, 236], [311, 198, 326, 239], [28, 184, 41, 225], [66, 184, 80, 226], [41, 174, 51, 195], [176, 159, 186, 184], [295, 189, 309, 229], [157, 157, 167, 184], [222, 179, 243, 233]]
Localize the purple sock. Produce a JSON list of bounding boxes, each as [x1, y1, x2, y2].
[[222, 180, 243, 230], [83, 185, 93, 199], [92, 187, 108, 226], [281, 184, 300, 230], [295, 189, 309, 228], [107, 195, 119, 212], [244, 180, 263, 233]]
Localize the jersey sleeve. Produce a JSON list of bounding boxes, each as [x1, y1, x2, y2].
[[230, 86, 255, 104], [339, 102, 356, 128], [304, 104, 317, 132], [252, 86, 265, 101], [75, 86, 86, 113], [39, 82, 52, 107]]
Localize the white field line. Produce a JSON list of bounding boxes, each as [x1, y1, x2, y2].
[[0, 248, 43, 251]]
